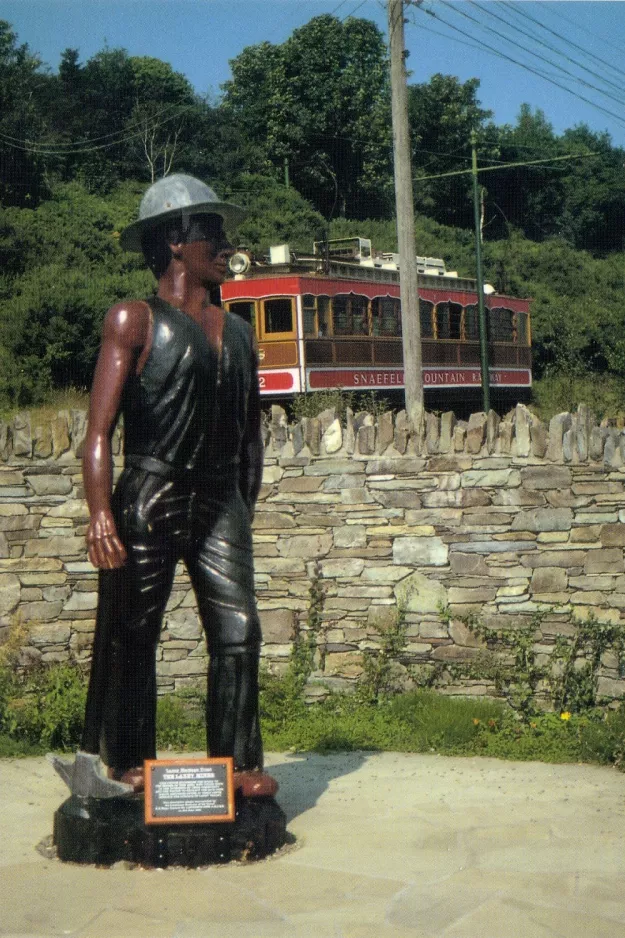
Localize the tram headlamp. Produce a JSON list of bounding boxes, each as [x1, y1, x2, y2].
[[229, 252, 251, 275]]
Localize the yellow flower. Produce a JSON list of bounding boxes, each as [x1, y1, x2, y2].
[[473, 718, 481, 725], [560, 711, 571, 721]]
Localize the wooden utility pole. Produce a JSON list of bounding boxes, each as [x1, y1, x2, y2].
[[387, 0, 423, 423], [470, 130, 491, 413]]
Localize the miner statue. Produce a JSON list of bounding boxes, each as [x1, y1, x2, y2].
[[51, 174, 277, 805]]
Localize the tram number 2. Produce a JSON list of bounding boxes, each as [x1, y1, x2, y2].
[[257, 371, 294, 392]]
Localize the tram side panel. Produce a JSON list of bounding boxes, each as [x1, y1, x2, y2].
[[222, 278, 532, 402]]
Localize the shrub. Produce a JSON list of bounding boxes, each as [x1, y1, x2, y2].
[[156, 689, 205, 751], [1, 662, 87, 751]]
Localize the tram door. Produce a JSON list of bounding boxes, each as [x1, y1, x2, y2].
[[257, 296, 299, 375]]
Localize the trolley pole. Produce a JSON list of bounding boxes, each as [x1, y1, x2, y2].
[[387, 0, 423, 423], [471, 130, 491, 413]]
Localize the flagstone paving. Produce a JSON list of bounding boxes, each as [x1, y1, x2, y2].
[[1, 751, 624, 937]]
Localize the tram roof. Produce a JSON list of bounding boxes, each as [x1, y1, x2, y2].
[[221, 268, 531, 313]]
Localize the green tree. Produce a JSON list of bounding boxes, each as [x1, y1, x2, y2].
[[557, 125, 625, 255], [408, 74, 495, 229], [0, 181, 152, 406], [0, 20, 51, 205], [222, 14, 393, 219], [486, 105, 565, 243], [229, 174, 326, 253]]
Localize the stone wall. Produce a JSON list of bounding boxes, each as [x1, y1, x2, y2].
[[1, 403, 625, 702]]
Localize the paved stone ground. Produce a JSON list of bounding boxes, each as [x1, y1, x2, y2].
[[1, 751, 625, 937]]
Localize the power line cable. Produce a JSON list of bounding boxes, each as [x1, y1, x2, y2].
[[406, 7, 623, 156], [501, 0, 625, 85], [552, 3, 625, 64], [0, 101, 192, 152], [406, 5, 515, 62], [442, 0, 625, 112], [412, 2, 625, 131], [415, 149, 600, 182], [0, 104, 195, 156], [478, 1, 625, 105], [341, 0, 369, 19]]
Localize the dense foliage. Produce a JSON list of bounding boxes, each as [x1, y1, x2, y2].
[[0, 14, 624, 412]]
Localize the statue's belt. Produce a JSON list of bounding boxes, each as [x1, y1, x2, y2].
[[124, 453, 238, 481]]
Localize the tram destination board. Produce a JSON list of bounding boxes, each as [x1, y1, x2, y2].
[[144, 758, 235, 825]]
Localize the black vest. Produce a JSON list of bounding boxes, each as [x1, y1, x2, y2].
[[121, 296, 256, 474]]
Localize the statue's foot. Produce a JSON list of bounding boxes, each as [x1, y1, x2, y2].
[[233, 769, 279, 798], [107, 766, 144, 793]]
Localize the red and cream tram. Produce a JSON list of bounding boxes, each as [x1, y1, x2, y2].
[[221, 237, 531, 405]]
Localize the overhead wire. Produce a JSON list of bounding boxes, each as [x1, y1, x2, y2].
[[341, 0, 370, 19], [0, 101, 192, 152], [501, 0, 625, 84], [441, 0, 625, 112], [473, 1, 625, 106], [551, 2, 625, 64], [410, 2, 625, 132], [0, 103, 196, 156], [414, 149, 601, 182]]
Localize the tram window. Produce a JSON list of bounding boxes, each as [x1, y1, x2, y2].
[[517, 311, 529, 345], [436, 302, 450, 339], [332, 294, 370, 335], [489, 306, 514, 342], [227, 300, 256, 328], [464, 305, 479, 340], [303, 294, 317, 337], [264, 298, 294, 334], [419, 299, 434, 338], [449, 303, 462, 339], [333, 296, 350, 334], [372, 297, 401, 336], [318, 296, 330, 336], [353, 295, 369, 335]]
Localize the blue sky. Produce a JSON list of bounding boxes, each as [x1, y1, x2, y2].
[[3, 1, 625, 147]]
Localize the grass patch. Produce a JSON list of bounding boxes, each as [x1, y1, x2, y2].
[[261, 690, 505, 755], [0, 386, 90, 421], [261, 681, 625, 766], [0, 658, 623, 770], [0, 734, 48, 758]]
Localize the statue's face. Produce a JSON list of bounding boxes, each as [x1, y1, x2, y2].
[[174, 214, 233, 287]]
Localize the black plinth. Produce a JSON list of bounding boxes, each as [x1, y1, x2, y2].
[[53, 791, 288, 867]]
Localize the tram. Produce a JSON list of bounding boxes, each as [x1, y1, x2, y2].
[[221, 237, 532, 406]]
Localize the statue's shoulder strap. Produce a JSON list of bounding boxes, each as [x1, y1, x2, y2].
[[134, 298, 154, 376]]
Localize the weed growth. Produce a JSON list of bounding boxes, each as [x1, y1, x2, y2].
[[531, 370, 625, 423], [289, 389, 392, 421], [438, 606, 625, 721], [260, 561, 328, 731], [357, 602, 409, 703]]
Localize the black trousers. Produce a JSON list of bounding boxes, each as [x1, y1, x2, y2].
[[81, 467, 263, 773]]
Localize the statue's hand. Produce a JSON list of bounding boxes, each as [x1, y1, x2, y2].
[[86, 511, 127, 569]]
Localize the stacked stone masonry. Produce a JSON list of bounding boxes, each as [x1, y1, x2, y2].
[[1, 403, 625, 702]]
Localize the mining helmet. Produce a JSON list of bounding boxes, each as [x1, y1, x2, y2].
[[120, 173, 246, 252]]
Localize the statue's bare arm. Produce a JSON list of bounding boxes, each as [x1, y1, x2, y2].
[[83, 301, 151, 569]]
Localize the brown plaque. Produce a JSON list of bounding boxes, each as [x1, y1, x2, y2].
[[144, 758, 235, 825]]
